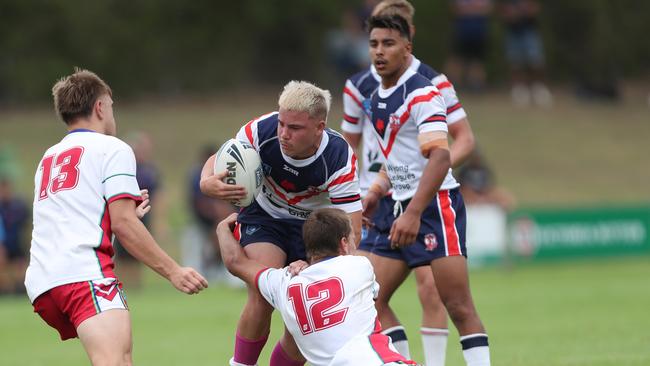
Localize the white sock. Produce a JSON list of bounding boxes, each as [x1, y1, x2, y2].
[[382, 325, 411, 358], [421, 327, 449, 366], [460, 333, 490, 366], [229, 357, 257, 366]]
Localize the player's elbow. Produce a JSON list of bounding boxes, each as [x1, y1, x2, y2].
[[111, 216, 136, 243], [462, 130, 476, 154]]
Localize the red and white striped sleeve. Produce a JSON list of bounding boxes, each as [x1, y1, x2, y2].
[[431, 74, 467, 125], [341, 79, 365, 134], [326, 145, 362, 213], [235, 111, 278, 150], [400, 86, 448, 135]]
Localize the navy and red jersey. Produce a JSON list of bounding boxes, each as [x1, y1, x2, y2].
[[236, 112, 362, 220], [341, 56, 466, 196], [368, 69, 459, 201]]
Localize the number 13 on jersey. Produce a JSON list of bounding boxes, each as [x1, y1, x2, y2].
[[38, 146, 84, 200], [287, 277, 349, 335]]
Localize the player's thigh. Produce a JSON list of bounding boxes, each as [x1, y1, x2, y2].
[[369, 253, 410, 303], [242, 243, 283, 311], [77, 309, 132, 364], [243, 242, 287, 267]]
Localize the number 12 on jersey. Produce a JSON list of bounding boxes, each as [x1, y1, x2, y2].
[[287, 277, 349, 335], [38, 146, 84, 200]]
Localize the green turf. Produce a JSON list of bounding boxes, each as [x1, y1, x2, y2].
[[2, 257, 649, 365], [1, 92, 649, 364]]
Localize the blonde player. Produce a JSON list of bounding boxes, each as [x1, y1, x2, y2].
[[201, 81, 362, 366], [216, 209, 418, 366], [25, 69, 208, 365]]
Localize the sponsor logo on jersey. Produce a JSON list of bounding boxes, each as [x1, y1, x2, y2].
[[389, 113, 402, 131], [288, 206, 311, 219], [245, 225, 261, 236], [283, 164, 299, 176], [378, 102, 387, 109], [424, 233, 438, 251]]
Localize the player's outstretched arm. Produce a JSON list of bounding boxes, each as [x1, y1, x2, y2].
[[199, 154, 247, 201], [109, 198, 208, 294], [216, 213, 266, 285]]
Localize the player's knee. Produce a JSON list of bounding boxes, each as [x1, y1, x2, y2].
[[443, 297, 477, 323], [88, 352, 126, 366]]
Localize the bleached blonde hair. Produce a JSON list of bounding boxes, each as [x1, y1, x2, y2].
[[278, 80, 331, 122], [372, 0, 415, 26]]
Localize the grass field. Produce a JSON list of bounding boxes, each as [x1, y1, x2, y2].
[[1, 256, 649, 365], [1, 90, 649, 365]]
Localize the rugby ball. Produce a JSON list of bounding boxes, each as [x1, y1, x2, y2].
[[214, 139, 263, 207]]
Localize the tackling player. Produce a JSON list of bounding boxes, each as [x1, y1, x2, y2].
[[200, 81, 362, 366], [216, 208, 418, 366], [362, 15, 491, 366], [25, 69, 208, 366], [341, 1, 475, 365]]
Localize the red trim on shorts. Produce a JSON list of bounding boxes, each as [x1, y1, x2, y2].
[[233, 222, 241, 241], [373, 317, 382, 333], [32, 281, 102, 340], [439, 190, 461, 256], [254, 267, 270, 292]]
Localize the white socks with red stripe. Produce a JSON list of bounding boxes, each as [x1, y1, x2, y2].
[[382, 325, 411, 358], [460, 333, 490, 366], [421, 327, 449, 366]]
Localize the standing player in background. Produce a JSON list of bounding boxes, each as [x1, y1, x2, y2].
[[341, 1, 475, 365], [25, 69, 208, 366], [216, 208, 417, 366], [362, 15, 490, 365], [200, 81, 362, 366]]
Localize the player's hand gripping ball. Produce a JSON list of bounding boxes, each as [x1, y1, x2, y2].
[[214, 139, 263, 207]]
